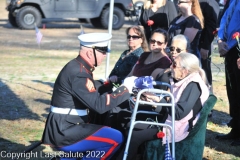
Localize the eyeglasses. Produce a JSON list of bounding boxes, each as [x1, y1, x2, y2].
[[97, 49, 107, 55], [81, 44, 108, 55], [127, 35, 141, 40], [150, 39, 164, 46], [178, 1, 191, 4], [169, 46, 184, 53], [95, 46, 108, 55], [172, 61, 182, 69]]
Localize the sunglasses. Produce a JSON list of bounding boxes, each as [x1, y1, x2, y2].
[[95, 46, 108, 55], [169, 46, 184, 53], [127, 35, 141, 40], [172, 61, 183, 69], [150, 39, 164, 46], [178, 1, 190, 4]]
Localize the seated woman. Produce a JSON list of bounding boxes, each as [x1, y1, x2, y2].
[[108, 25, 149, 86], [168, 34, 191, 60], [127, 28, 172, 79], [117, 53, 210, 160]]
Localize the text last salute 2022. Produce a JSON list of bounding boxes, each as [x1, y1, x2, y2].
[[0, 151, 91, 159]]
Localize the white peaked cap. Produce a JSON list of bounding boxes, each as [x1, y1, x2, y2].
[[78, 33, 112, 47]]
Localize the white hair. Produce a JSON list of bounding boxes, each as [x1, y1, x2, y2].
[[176, 53, 209, 87], [171, 34, 191, 52]]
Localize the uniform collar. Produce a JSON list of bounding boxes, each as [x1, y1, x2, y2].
[[76, 55, 95, 72]]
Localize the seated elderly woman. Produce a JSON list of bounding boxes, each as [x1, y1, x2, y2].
[[168, 34, 191, 60], [117, 53, 210, 160], [108, 25, 149, 86]]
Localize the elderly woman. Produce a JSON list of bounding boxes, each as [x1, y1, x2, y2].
[[117, 53, 210, 160], [168, 34, 191, 59], [108, 25, 149, 85]]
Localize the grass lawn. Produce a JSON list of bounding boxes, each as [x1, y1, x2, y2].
[[0, 45, 240, 159]]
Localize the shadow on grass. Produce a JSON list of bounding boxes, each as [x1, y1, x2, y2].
[[205, 110, 240, 158], [0, 79, 41, 120], [32, 80, 53, 107], [209, 109, 232, 126], [35, 99, 51, 106], [31, 80, 54, 118], [205, 129, 240, 158], [0, 138, 49, 159], [32, 80, 54, 88]]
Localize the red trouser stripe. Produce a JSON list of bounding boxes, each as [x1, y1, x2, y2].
[[85, 136, 118, 160]]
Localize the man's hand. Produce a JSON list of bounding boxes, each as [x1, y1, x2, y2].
[[217, 40, 229, 57], [200, 48, 209, 60], [237, 58, 240, 69], [109, 75, 118, 83]]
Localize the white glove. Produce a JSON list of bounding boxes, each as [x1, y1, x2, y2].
[[122, 76, 138, 93]]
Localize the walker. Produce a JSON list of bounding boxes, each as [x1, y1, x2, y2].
[[123, 81, 175, 160]]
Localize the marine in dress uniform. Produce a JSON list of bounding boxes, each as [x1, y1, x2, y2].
[[42, 33, 134, 159]]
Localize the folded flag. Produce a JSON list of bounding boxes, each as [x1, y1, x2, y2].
[[134, 76, 154, 89]]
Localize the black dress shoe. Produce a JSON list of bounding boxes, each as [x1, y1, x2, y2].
[[220, 121, 233, 127], [216, 131, 240, 140], [231, 139, 240, 146]]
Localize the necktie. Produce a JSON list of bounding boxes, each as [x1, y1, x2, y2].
[[223, 0, 239, 40]]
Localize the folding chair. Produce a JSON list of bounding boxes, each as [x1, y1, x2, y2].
[[144, 94, 217, 160], [123, 81, 176, 160]]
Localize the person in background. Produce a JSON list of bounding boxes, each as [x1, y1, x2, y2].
[[168, 34, 191, 60], [198, 0, 219, 93], [117, 53, 210, 160], [127, 28, 172, 80], [215, 0, 240, 146], [168, 0, 204, 60], [108, 26, 149, 86], [139, 0, 177, 41], [41, 33, 138, 160], [155, 34, 191, 90]]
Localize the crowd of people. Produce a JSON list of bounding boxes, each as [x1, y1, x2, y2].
[[41, 0, 240, 159]]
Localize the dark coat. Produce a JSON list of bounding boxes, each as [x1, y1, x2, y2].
[[109, 47, 144, 85], [139, 1, 177, 41], [42, 55, 130, 147], [199, 0, 220, 50]]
